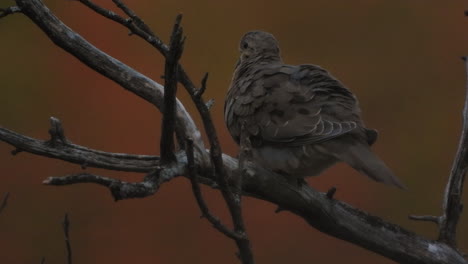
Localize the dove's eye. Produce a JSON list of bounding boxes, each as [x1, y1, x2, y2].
[[242, 42, 249, 49]]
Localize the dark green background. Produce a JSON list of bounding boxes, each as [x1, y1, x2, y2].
[[1, 0, 467, 263]]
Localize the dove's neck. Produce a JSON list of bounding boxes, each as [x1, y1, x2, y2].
[[234, 54, 282, 79]]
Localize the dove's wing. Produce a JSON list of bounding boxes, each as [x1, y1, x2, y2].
[[225, 64, 363, 146]]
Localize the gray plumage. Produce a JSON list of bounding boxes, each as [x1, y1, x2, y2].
[[224, 31, 405, 188]]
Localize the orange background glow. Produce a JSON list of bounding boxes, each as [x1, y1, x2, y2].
[[1, 0, 467, 263]]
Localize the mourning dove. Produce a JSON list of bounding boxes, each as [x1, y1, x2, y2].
[[224, 31, 405, 188]]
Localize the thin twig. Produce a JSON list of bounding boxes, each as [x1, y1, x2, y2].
[[77, 0, 130, 25], [77, 0, 168, 56], [40, 257, 45, 264], [11, 148, 22, 155], [196, 72, 209, 97], [62, 213, 72, 264], [43, 164, 183, 201], [111, 0, 155, 37], [0, 6, 21, 19], [326, 187, 337, 199], [408, 215, 440, 225], [160, 14, 184, 164], [186, 139, 243, 240], [0, 192, 10, 215], [47, 117, 68, 146]]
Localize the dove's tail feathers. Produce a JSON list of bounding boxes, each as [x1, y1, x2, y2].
[[340, 144, 406, 189]]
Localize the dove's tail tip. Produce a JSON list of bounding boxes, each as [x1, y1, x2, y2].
[[365, 165, 407, 189], [341, 144, 407, 189]]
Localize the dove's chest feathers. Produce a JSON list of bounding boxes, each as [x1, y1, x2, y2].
[[225, 56, 277, 138]]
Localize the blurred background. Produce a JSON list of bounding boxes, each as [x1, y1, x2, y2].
[[1, 0, 467, 263]]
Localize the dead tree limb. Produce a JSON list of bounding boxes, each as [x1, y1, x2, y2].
[[438, 56, 468, 246], [410, 56, 468, 249], [187, 139, 243, 241]]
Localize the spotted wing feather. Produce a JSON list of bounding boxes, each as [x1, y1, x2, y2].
[[225, 64, 362, 146]]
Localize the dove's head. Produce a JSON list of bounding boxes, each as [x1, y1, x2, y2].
[[238, 31, 281, 62]]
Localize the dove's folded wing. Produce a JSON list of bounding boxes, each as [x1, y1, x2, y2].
[[226, 64, 363, 146]]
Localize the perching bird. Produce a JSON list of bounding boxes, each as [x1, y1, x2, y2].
[[224, 31, 405, 188]]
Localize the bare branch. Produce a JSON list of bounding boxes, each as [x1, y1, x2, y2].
[[77, 0, 211, 159], [44, 163, 183, 201], [77, 0, 129, 25], [0, 6, 21, 19], [111, 0, 155, 37], [182, 69, 255, 264], [11, 148, 22, 155], [411, 57, 468, 249], [2, 124, 467, 263], [47, 117, 68, 146], [77, 0, 168, 56], [160, 14, 184, 164], [1, 125, 159, 172], [186, 139, 243, 240], [15, 0, 204, 155], [62, 213, 72, 264], [75, 0, 205, 158], [195, 72, 209, 97], [437, 56, 468, 246], [0, 192, 10, 215], [409, 215, 441, 225]]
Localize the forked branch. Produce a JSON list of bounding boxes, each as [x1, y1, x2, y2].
[[409, 57, 468, 248]]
